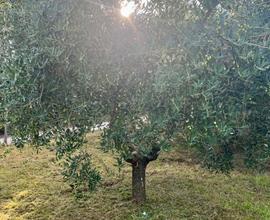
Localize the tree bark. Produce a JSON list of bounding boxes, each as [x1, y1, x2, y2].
[[132, 160, 148, 203], [3, 124, 8, 145]]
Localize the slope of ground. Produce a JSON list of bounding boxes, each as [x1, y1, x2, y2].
[[0, 133, 270, 220]]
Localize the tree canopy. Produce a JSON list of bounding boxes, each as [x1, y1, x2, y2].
[[0, 0, 269, 203]]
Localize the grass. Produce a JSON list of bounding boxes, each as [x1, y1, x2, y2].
[[0, 132, 270, 220]]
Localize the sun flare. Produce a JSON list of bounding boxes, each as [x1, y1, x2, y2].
[[120, 1, 136, 17]]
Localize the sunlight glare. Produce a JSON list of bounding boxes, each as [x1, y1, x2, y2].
[[120, 1, 136, 17]]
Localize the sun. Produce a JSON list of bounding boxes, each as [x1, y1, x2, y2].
[[120, 1, 136, 17]]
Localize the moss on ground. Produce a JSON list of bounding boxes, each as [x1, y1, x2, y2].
[[0, 133, 270, 220]]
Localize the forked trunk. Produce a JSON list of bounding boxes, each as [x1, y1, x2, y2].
[[132, 160, 147, 203]]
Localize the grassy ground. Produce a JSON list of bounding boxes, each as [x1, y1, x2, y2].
[[0, 133, 270, 220]]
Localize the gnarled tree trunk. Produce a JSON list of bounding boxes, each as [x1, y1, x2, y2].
[[132, 160, 148, 203], [128, 147, 161, 203]]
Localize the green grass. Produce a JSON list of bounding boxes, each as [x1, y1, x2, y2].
[[0, 132, 270, 220]]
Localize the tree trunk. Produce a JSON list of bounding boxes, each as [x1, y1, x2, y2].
[[3, 124, 8, 145], [132, 160, 147, 203]]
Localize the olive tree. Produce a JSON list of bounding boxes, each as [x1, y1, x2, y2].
[[0, 0, 181, 203], [143, 0, 270, 170], [1, 0, 269, 204]]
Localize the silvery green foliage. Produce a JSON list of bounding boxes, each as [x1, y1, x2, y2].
[[62, 152, 101, 196], [144, 0, 270, 170], [0, 0, 103, 190], [0, 0, 269, 198]]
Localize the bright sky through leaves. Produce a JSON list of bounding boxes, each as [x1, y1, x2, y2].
[[120, 1, 136, 17]]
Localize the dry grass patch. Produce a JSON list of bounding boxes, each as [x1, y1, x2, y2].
[[0, 133, 270, 219]]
